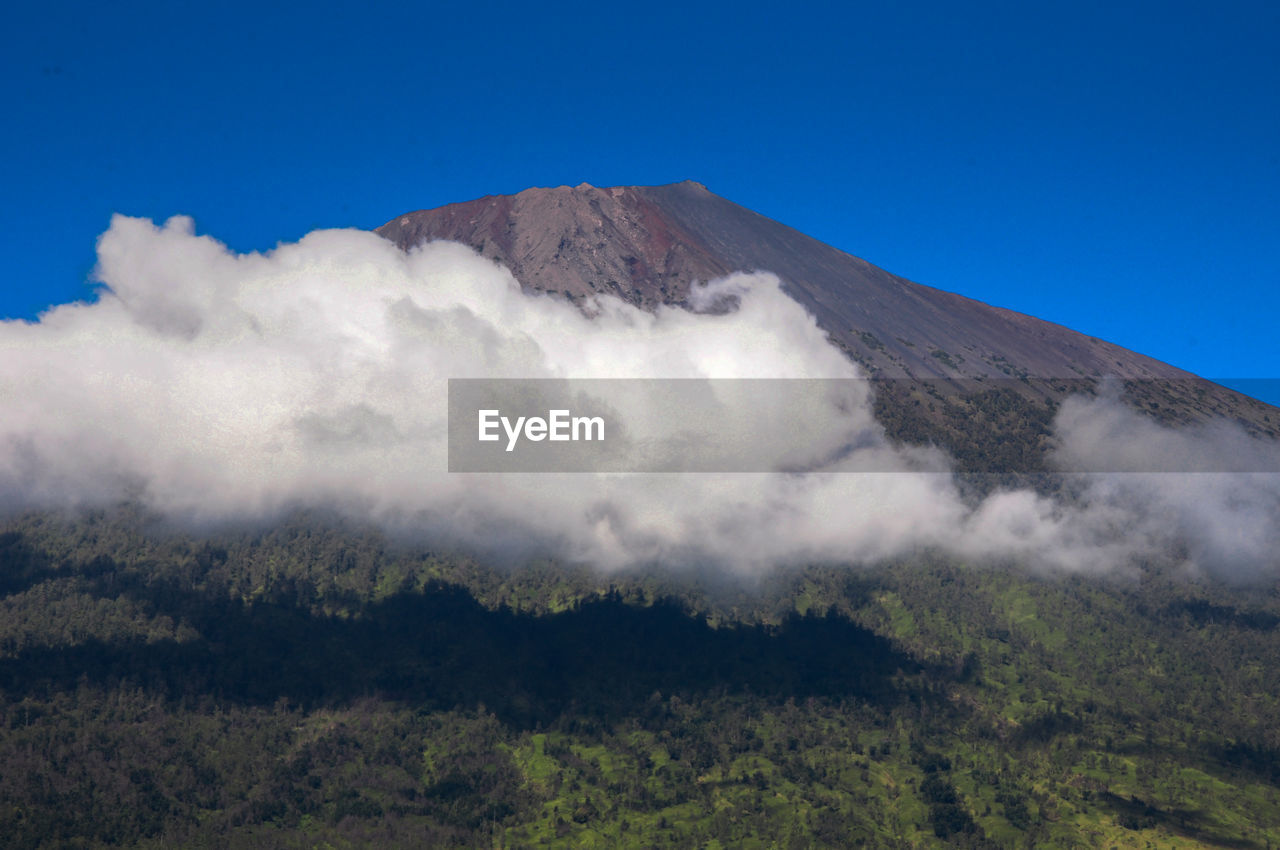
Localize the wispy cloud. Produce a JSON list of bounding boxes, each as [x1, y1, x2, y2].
[[1, 215, 1276, 579]]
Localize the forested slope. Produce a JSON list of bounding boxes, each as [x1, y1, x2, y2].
[[1, 507, 1279, 848]]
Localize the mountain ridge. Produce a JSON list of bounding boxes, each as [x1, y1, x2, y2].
[[376, 181, 1277, 443]]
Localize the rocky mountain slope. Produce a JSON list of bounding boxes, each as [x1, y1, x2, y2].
[[377, 180, 1277, 466]]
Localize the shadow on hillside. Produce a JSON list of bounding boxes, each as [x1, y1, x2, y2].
[[1165, 599, 1280, 632], [0, 564, 925, 729], [0, 531, 59, 597], [1097, 792, 1261, 849]]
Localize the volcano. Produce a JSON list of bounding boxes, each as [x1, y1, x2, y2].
[[377, 180, 1277, 467]]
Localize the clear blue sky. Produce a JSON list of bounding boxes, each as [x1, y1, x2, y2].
[[3, 0, 1277, 400]]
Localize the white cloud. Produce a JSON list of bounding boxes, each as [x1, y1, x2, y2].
[[1, 215, 1276, 579]]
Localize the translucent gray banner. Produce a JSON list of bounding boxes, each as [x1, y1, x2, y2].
[[446, 378, 1280, 473]]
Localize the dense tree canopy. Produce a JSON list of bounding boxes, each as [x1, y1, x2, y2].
[[1, 507, 1278, 847]]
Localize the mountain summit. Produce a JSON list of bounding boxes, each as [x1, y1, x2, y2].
[[377, 181, 1276, 455]]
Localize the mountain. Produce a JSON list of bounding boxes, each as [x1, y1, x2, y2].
[[377, 181, 1278, 469], [2, 186, 1279, 849], [378, 180, 1170, 382]]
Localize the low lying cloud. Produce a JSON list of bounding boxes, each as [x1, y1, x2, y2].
[[1048, 392, 1280, 577], [1, 215, 1276, 579]]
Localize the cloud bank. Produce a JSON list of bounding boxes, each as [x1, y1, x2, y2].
[[1, 216, 1276, 578]]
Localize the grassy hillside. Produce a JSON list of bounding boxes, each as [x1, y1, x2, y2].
[[1, 507, 1279, 848]]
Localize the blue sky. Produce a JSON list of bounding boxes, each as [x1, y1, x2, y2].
[[3, 0, 1277, 401]]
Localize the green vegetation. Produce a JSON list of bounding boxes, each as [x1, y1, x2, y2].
[[929, 349, 961, 370], [1, 507, 1279, 847], [856, 330, 887, 352], [871, 381, 1057, 474]]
